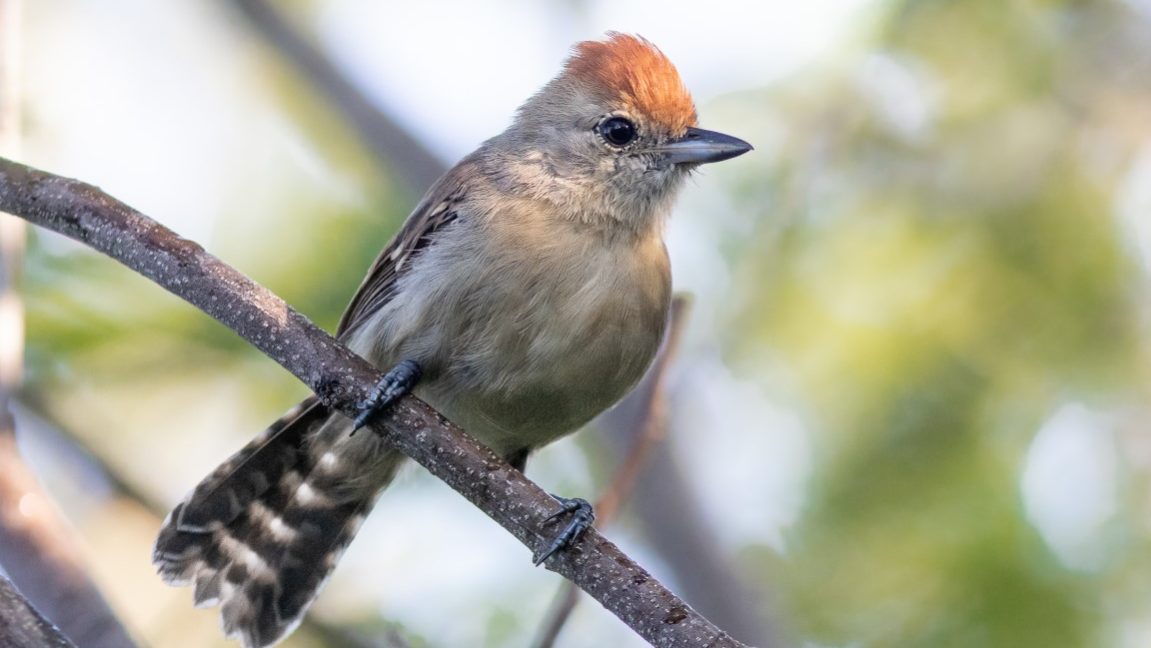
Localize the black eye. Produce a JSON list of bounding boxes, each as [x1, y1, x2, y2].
[[598, 117, 637, 147]]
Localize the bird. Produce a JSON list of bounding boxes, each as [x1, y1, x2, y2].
[[153, 32, 751, 648]]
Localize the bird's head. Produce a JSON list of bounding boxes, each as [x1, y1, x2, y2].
[[488, 33, 752, 233]]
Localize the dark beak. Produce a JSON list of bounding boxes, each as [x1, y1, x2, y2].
[[653, 127, 753, 165]]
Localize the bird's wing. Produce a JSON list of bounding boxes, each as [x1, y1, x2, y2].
[[336, 165, 469, 338]]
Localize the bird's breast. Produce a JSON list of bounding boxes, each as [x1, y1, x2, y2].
[[360, 210, 672, 456]]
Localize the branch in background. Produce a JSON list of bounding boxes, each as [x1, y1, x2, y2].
[[595, 297, 690, 523], [0, 414, 137, 648], [0, 4, 137, 647], [215, 8, 776, 643], [607, 414, 777, 647], [223, 0, 447, 195], [0, 572, 76, 648], [590, 354, 778, 644], [12, 394, 416, 648], [533, 297, 692, 648], [0, 158, 749, 648]]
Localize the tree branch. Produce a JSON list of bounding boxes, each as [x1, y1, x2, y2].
[[12, 394, 407, 647], [0, 157, 749, 648], [0, 572, 76, 648], [0, 420, 137, 648], [0, 14, 137, 641], [223, 0, 447, 195]]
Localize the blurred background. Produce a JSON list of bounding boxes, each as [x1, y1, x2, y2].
[[5, 0, 1151, 646]]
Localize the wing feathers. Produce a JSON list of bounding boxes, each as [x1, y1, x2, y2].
[[336, 163, 472, 337]]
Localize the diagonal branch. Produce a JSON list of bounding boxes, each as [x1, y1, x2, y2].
[[223, 0, 447, 194], [0, 572, 76, 648], [0, 157, 749, 648], [0, 420, 137, 648]]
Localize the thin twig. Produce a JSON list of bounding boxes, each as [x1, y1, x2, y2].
[[610, 422, 776, 646], [596, 297, 691, 523], [533, 297, 692, 648], [0, 158, 749, 648], [223, 0, 447, 195], [585, 349, 778, 644], [534, 584, 582, 648]]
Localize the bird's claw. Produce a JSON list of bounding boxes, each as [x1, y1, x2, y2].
[[350, 359, 422, 435], [533, 496, 595, 566]]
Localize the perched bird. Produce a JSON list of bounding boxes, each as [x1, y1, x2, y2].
[[153, 32, 751, 648]]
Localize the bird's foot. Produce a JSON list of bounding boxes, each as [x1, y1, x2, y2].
[[533, 495, 595, 565], [350, 359, 422, 434]]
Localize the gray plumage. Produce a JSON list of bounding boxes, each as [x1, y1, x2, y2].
[[153, 33, 750, 648]]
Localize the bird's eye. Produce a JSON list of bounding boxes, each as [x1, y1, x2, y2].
[[598, 117, 637, 147]]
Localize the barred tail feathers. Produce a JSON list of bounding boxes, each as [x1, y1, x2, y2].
[[154, 399, 397, 648]]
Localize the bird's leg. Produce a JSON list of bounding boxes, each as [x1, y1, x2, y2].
[[533, 495, 596, 565], [351, 359, 422, 434]]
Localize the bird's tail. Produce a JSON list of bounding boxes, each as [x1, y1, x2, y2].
[[153, 397, 399, 648]]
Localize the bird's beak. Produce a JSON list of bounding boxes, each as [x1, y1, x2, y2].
[[652, 127, 753, 165]]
